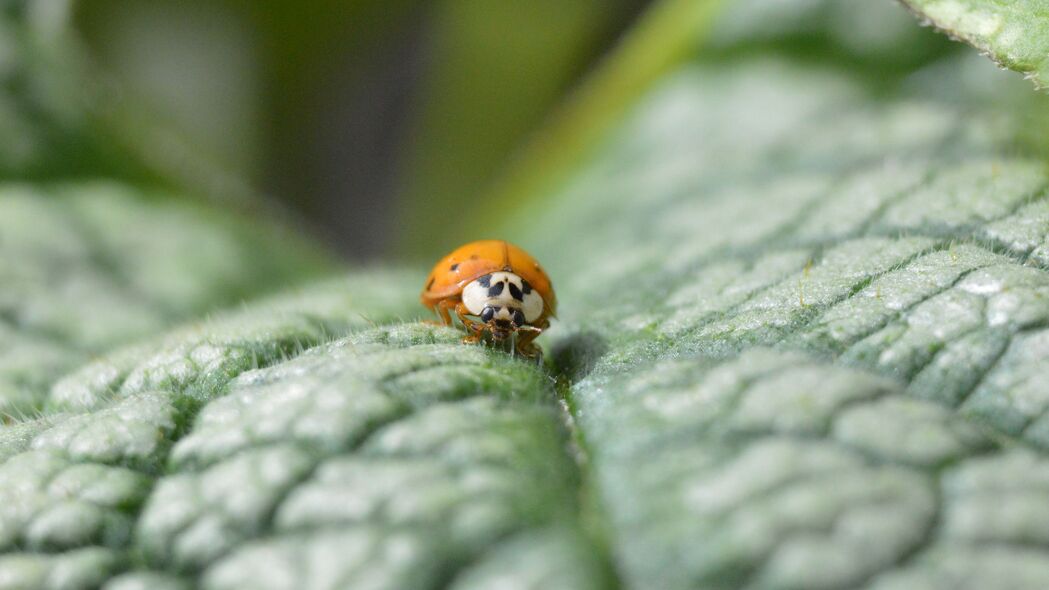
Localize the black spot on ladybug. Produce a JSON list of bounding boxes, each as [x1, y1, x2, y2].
[[520, 279, 532, 294], [426, 277, 435, 289], [470, 254, 479, 259], [512, 309, 525, 326], [481, 306, 495, 322], [477, 274, 492, 287], [488, 281, 504, 297], [508, 282, 523, 301], [449, 263, 459, 271]]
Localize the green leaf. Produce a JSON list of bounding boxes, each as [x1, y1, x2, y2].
[[0, 182, 332, 417], [513, 53, 1049, 590], [9, 1, 1049, 589], [3, 305, 591, 586], [900, 0, 1049, 90]]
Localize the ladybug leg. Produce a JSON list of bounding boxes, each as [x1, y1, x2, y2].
[[515, 330, 543, 360], [515, 318, 549, 359], [426, 299, 457, 327], [455, 302, 485, 344]]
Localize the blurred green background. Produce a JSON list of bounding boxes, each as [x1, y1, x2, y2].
[[73, 0, 651, 260], [53, 0, 1019, 266]]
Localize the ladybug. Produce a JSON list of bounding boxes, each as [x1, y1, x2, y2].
[[421, 240, 556, 358]]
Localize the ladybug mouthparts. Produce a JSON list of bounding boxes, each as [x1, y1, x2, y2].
[[488, 321, 514, 341], [486, 317, 542, 342]]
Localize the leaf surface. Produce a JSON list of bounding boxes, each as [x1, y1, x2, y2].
[[6, 1, 1049, 589], [0, 183, 330, 416], [509, 43, 1049, 590], [901, 0, 1049, 90]]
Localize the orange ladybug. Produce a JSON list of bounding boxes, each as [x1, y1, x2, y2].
[[421, 240, 556, 357]]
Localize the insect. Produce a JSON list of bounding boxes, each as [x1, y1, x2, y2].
[[421, 240, 556, 358]]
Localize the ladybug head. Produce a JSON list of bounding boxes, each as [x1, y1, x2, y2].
[[461, 271, 544, 341], [481, 304, 526, 340]]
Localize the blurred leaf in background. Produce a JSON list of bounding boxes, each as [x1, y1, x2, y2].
[[0, 0, 160, 182], [0, 3, 334, 418], [76, 1, 263, 178], [394, 0, 647, 257], [76, 0, 650, 259]]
